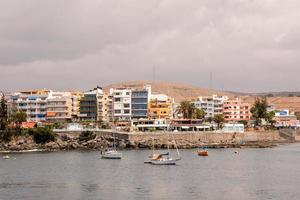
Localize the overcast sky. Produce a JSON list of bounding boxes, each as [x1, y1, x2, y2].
[[0, 0, 299, 92]]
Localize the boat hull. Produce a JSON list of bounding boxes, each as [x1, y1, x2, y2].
[[101, 152, 122, 159], [198, 151, 208, 156], [149, 158, 180, 165]]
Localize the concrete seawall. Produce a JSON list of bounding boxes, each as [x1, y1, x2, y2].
[[55, 130, 284, 143], [126, 131, 287, 148]]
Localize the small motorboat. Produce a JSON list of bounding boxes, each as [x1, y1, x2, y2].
[[101, 149, 122, 159], [198, 150, 209, 156]]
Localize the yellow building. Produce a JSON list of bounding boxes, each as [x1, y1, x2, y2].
[[70, 91, 84, 118], [98, 93, 113, 122], [148, 94, 173, 119]]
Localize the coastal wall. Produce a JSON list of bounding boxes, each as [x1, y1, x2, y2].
[[126, 131, 286, 148]]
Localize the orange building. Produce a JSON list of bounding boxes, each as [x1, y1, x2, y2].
[[148, 94, 173, 119], [223, 98, 251, 122]]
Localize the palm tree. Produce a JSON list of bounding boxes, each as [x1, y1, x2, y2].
[[176, 101, 191, 118], [177, 101, 206, 119], [193, 108, 206, 119]]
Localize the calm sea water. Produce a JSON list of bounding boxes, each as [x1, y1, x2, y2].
[[1, 144, 300, 200]]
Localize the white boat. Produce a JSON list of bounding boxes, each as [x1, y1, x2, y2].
[[101, 132, 122, 159], [149, 152, 181, 165], [145, 134, 181, 165], [101, 149, 122, 159], [2, 155, 10, 159]]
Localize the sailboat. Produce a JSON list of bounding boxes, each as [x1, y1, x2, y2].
[[145, 134, 181, 165], [101, 132, 122, 159], [2, 155, 10, 160]]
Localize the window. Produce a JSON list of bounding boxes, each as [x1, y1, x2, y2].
[[124, 110, 130, 114], [114, 98, 121, 102], [124, 103, 130, 108], [115, 110, 121, 114], [132, 104, 147, 109]]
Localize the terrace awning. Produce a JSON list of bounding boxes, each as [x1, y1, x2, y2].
[[46, 112, 56, 117], [181, 126, 189, 129], [196, 126, 210, 129]]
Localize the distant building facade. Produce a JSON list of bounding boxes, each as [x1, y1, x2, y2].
[[222, 123, 245, 133], [98, 93, 113, 122], [274, 109, 299, 128], [223, 98, 251, 122], [131, 86, 151, 119], [46, 92, 73, 122], [148, 94, 173, 119], [194, 95, 228, 118], [131, 118, 168, 131], [8, 89, 50, 122], [110, 88, 132, 121], [79, 87, 103, 121]]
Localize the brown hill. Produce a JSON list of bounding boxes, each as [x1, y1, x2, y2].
[[243, 96, 300, 113], [104, 81, 300, 112], [104, 81, 234, 102]]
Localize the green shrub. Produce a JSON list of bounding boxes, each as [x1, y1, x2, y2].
[[101, 123, 110, 129], [28, 126, 56, 144], [79, 131, 96, 141], [149, 128, 156, 132], [0, 129, 13, 143]]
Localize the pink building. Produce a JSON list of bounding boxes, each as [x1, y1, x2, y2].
[[223, 98, 251, 122]]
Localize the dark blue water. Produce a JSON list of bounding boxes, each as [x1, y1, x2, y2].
[[1, 144, 300, 200]]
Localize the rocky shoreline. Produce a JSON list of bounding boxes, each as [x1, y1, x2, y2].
[[0, 131, 296, 153]]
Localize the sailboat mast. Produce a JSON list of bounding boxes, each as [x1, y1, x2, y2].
[[152, 137, 155, 155], [113, 134, 116, 149], [172, 133, 180, 158]]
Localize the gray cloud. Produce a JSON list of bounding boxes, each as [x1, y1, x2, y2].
[[0, 0, 300, 92]]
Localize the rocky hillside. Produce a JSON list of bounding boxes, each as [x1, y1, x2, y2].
[[104, 81, 234, 102]]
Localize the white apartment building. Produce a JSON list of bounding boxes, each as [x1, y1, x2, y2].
[[194, 95, 228, 118], [110, 88, 132, 121], [8, 89, 50, 122], [8, 90, 84, 122]]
